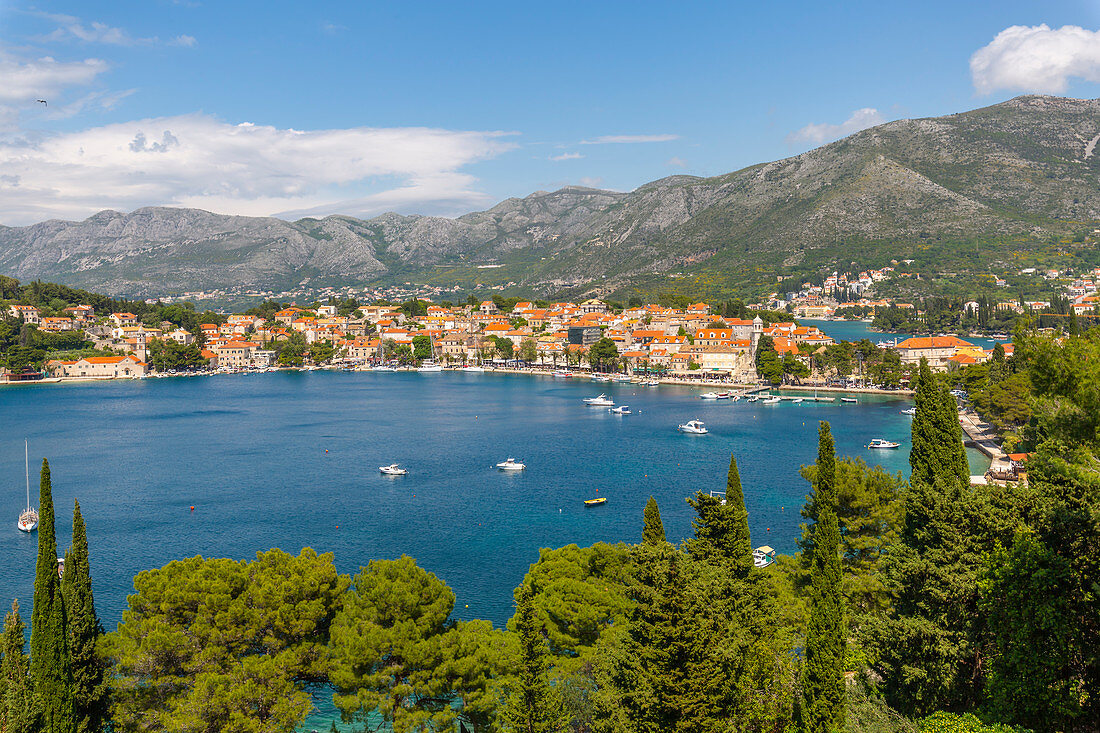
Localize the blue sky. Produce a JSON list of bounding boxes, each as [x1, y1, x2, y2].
[[1, 0, 1099, 224]]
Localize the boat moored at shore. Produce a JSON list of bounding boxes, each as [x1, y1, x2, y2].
[[867, 438, 901, 449]]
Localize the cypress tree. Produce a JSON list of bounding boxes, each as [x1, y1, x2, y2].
[[30, 459, 74, 733], [502, 583, 566, 733], [725, 455, 753, 576], [909, 359, 967, 491], [801, 422, 846, 733], [3, 600, 41, 733], [61, 501, 107, 733], [642, 496, 666, 545]]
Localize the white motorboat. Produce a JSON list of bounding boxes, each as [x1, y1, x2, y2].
[[646, 380, 660, 387], [17, 440, 37, 533], [496, 458, 526, 471], [613, 376, 632, 383], [867, 438, 901, 449], [716, 392, 731, 399], [610, 405, 632, 415], [753, 546, 776, 568], [760, 395, 781, 404], [583, 394, 615, 407], [700, 392, 720, 400], [901, 407, 916, 416], [461, 365, 485, 372], [372, 365, 397, 372], [678, 419, 708, 434], [841, 397, 859, 403], [379, 464, 408, 476], [591, 375, 611, 382], [791, 397, 804, 404], [552, 370, 572, 378], [417, 361, 444, 372]]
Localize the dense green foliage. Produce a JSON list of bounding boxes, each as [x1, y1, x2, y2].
[[61, 501, 108, 733], [801, 423, 846, 733], [642, 496, 665, 546], [501, 584, 567, 733], [30, 459, 74, 733], [106, 548, 348, 732], [2, 600, 40, 733], [147, 339, 208, 371]]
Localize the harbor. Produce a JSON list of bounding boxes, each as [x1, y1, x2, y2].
[[1, 368, 961, 631]]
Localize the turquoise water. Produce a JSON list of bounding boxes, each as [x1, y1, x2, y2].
[[801, 319, 1012, 350], [1, 372, 984, 631]]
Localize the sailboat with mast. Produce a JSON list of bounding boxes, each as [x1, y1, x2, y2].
[[17, 440, 38, 533]]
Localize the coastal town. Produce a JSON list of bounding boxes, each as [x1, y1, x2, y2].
[[3, 292, 1017, 385]]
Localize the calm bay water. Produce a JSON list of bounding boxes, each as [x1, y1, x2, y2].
[[801, 318, 1012, 350], [1, 371, 986, 631]]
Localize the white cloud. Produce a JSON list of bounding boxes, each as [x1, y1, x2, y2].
[[36, 13, 146, 46], [0, 49, 109, 104], [666, 157, 688, 168], [970, 24, 1100, 94], [579, 134, 679, 144], [0, 114, 518, 224], [549, 151, 583, 161], [578, 176, 604, 188], [786, 108, 885, 146], [33, 12, 196, 48]]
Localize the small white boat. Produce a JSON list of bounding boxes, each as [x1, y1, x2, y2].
[[760, 395, 781, 404], [496, 458, 526, 471], [592, 375, 611, 382], [901, 407, 916, 416], [17, 440, 37, 533], [583, 394, 615, 406], [678, 419, 708, 434], [552, 370, 572, 378], [646, 380, 660, 387], [379, 464, 408, 476], [614, 375, 632, 383], [867, 438, 901, 449], [461, 365, 485, 372], [716, 392, 730, 400], [417, 361, 444, 372], [372, 365, 397, 372], [700, 392, 720, 400], [753, 546, 776, 568], [791, 397, 804, 404], [841, 397, 859, 404], [610, 405, 632, 414]]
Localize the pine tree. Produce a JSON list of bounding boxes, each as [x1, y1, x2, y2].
[[30, 458, 74, 733], [502, 583, 566, 733], [642, 496, 666, 545], [61, 501, 107, 733], [3, 600, 41, 733], [801, 422, 846, 733]]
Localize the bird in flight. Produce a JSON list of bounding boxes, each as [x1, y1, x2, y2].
[[36, 99, 47, 106]]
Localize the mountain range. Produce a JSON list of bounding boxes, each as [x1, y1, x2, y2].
[[1, 94, 1098, 300]]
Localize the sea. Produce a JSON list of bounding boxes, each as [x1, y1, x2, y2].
[[801, 318, 1012, 350], [0, 371, 987, 729]]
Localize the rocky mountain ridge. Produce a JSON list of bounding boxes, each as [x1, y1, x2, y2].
[[1, 94, 1097, 298]]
